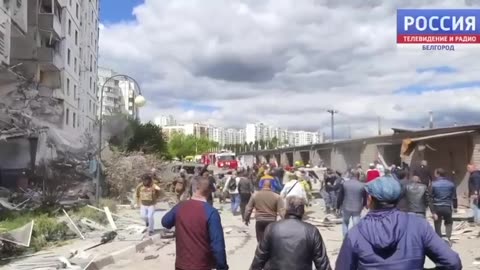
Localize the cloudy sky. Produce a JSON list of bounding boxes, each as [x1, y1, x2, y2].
[[99, 0, 480, 139]]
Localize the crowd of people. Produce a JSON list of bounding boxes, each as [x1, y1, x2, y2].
[[132, 159, 480, 270]]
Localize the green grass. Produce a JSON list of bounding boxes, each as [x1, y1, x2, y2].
[[0, 212, 69, 252], [68, 198, 118, 224]]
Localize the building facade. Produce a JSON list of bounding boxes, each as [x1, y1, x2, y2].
[[9, 0, 100, 133], [208, 126, 225, 146], [98, 67, 141, 119], [154, 115, 176, 127], [97, 67, 124, 116], [287, 130, 324, 146], [162, 123, 210, 140], [245, 123, 289, 145], [119, 79, 140, 118], [0, 0, 28, 66]]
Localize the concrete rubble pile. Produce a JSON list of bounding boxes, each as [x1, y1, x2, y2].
[[0, 80, 99, 211], [0, 81, 93, 158]]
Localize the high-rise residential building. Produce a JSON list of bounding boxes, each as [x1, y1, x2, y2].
[[288, 130, 324, 146], [237, 129, 245, 145], [245, 122, 268, 143], [162, 122, 209, 140], [154, 115, 176, 127], [245, 123, 256, 143], [119, 79, 140, 118], [10, 0, 100, 133], [0, 0, 28, 66], [98, 67, 141, 119], [98, 67, 124, 116], [208, 126, 225, 146]]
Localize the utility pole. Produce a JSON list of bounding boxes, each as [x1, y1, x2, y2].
[[348, 125, 352, 139], [429, 111, 434, 129], [377, 116, 382, 135], [327, 110, 338, 142]]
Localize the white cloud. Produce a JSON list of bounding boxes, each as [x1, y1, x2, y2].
[[99, 0, 480, 139]]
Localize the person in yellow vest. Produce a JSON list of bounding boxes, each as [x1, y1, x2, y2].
[[296, 170, 312, 206], [136, 174, 161, 235]]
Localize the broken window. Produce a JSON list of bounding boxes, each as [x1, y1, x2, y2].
[[68, 20, 71, 35], [73, 112, 76, 127], [76, 3, 79, 18], [39, 0, 53, 14], [67, 49, 71, 65], [75, 30, 78, 45]]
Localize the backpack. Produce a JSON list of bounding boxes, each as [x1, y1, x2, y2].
[[228, 177, 237, 190]]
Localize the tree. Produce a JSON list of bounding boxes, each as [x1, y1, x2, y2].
[[234, 144, 241, 154], [168, 133, 218, 160], [259, 139, 265, 150], [107, 117, 168, 157], [271, 137, 279, 148], [126, 121, 168, 155], [243, 142, 249, 152], [249, 142, 253, 151], [254, 141, 259, 151]]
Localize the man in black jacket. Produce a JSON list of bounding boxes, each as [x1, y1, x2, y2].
[[250, 195, 331, 270], [238, 172, 254, 222], [404, 175, 432, 218]]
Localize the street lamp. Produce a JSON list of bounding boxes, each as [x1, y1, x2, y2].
[[95, 74, 145, 203]]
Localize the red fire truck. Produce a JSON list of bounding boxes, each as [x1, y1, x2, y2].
[[216, 151, 238, 170], [201, 152, 216, 166]]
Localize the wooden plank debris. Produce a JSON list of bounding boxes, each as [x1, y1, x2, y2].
[[104, 207, 118, 231], [62, 209, 86, 240]]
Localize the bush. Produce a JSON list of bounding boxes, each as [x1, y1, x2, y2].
[[0, 212, 70, 255]]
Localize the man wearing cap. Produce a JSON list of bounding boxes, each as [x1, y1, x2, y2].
[[336, 175, 461, 270]]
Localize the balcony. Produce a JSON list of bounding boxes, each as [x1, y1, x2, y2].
[[38, 13, 62, 38], [38, 47, 63, 71]]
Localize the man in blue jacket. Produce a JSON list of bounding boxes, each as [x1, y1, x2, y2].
[[430, 168, 457, 244], [335, 175, 461, 270]]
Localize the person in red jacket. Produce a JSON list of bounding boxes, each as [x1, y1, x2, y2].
[[366, 163, 380, 182]]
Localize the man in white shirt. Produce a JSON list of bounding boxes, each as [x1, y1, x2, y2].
[[223, 171, 241, 215], [280, 174, 307, 202]]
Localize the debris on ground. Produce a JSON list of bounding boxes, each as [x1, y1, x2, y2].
[[0, 220, 34, 247], [144, 254, 159, 260], [84, 231, 118, 251], [8, 254, 94, 270]]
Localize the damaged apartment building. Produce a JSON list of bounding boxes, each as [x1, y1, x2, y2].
[[0, 0, 100, 189]]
